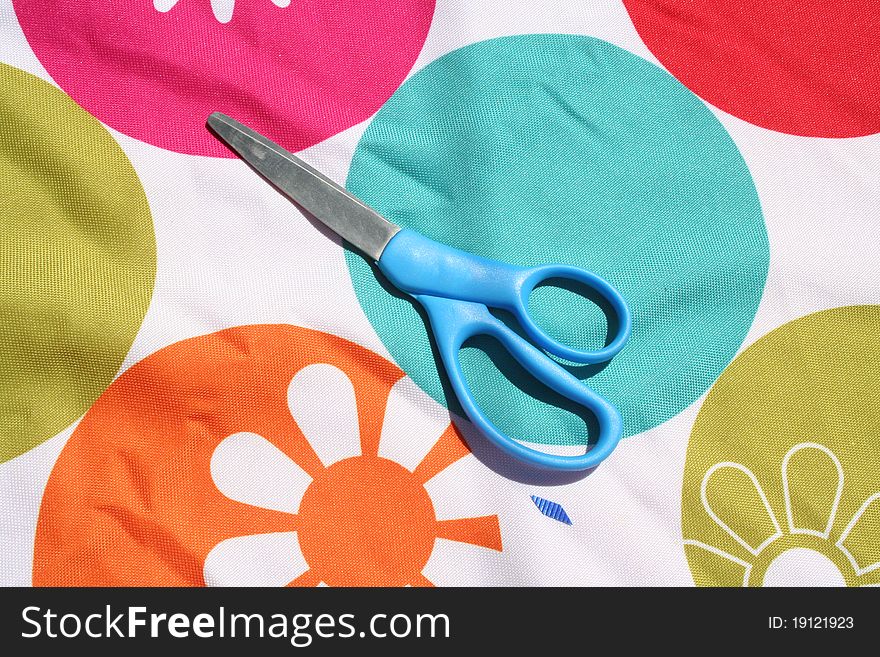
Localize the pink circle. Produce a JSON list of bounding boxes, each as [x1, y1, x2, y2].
[[14, 0, 435, 156]]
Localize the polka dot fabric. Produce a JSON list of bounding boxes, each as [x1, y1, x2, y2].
[[1, 0, 878, 587]]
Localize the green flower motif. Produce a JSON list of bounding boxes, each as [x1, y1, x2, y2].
[[687, 442, 880, 587], [683, 306, 880, 587]]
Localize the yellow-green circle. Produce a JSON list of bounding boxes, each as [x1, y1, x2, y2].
[[0, 64, 155, 462], [683, 306, 880, 586]]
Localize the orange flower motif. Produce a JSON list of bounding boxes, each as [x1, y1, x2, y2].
[[34, 325, 501, 586]]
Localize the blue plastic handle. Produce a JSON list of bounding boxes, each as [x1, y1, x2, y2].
[[376, 228, 629, 471], [378, 230, 630, 364]]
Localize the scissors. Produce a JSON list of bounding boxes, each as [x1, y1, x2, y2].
[[207, 113, 631, 471]]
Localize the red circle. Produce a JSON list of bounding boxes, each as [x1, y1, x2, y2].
[[623, 0, 880, 137], [13, 0, 435, 156]]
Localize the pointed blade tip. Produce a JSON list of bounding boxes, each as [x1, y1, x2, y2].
[[206, 111, 236, 134], [203, 112, 399, 260], [206, 112, 256, 158]]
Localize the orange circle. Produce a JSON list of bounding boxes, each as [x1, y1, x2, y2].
[[33, 325, 404, 586], [298, 457, 436, 587], [33, 324, 500, 586]]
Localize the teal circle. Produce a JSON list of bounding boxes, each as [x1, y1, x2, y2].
[[346, 34, 768, 445]]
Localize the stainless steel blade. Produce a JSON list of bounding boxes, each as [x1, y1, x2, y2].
[[207, 112, 400, 261]]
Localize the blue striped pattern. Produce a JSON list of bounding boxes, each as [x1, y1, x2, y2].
[[530, 495, 572, 525]]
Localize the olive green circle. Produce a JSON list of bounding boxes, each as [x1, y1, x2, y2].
[[0, 64, 155, 462], [683, 306, 880, 586]]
